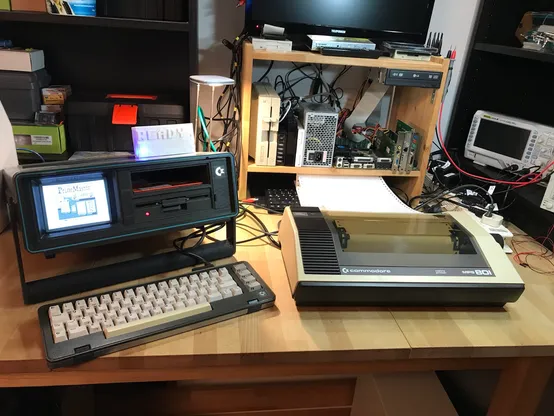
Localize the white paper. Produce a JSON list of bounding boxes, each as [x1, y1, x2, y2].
[[296, 175, 417, 214]]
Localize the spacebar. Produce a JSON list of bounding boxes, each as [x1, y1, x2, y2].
[[103, 303, 213, 339]]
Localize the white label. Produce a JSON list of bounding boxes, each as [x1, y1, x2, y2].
[[31, 135, 53, 146], [131, 123, 195, 158], [488, 186, 496, 195], [442, 161, 451, 169]]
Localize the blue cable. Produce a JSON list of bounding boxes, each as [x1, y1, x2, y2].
[[17, 148, 46, 163]]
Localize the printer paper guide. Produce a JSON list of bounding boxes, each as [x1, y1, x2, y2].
[[296, 175, 418, 214]]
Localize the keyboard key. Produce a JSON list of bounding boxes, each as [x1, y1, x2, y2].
[[89, 322, 102, 334], [178, 285, 188, 294], [139, 310, 151, 319], [199, 287, 208, 296], [96, 304, 109, 314], [49, 305, 61, 318], [105, 310, 118, 321], [197, 295, 208, 304], [200, 280, 210, 288], [121, 298, 133, 309], [52, 322, 65, 333], [130, 305, 141, 315], [154, 298, 165, 308], [237, 269, 251, 278], [168, 288, 178, 297], [79, 316, 92, 327], [75, 300, 87, 310], [114, 316, 126, 326], [93, 313, 105, 323], [102, 320, 114, 330], [65, 320, 78, 331], [112, 292, 124, 302], [84, 307, 95, 318], [142, 301, 154, 312], [231, 286, 243, 296], [188, 290, 198, 299], [70, 310, 83, 320], [88, 297, 99, 307], [62, 303, 75, 313], [151, 307, 162, 316], [233, 263, 247, 272], [158, 282, 169, 291], [218, 274, 233, 283], [189, 282, 199, 291], [175, 301, 186, 310], [218, 268, 229, 276], [157, 290, 167, 300], [218, 281, 236, 291], [185, 298, 196, 307], [209, 270, 219, 279], [100, 294, 111, 304], [222, 289, 232, 299], [119, 308, 130, 318], [166, 297, 176, 306], [127, 313, 139, 322], [208, 286, 219, 295], [198, 272, 208, 280], [145, 293, 156, 303], [109, 302, 121, 312], [169, 279, 179, 288], [209, 277, 218, 285], [68, 325, 88, 339], [53, 329, 68, 344], [246, 281, 262, 292], [124, 289, 135, 299], [207, 292, 223, 302], [136, 286, 147, 296], [162, 304, 174, 313], [241, 275, 256, 284], [103, 303, 212, 339], [147, 284, 158, 294], [51, 312, 70, 325], [179, 276, 189, 285]]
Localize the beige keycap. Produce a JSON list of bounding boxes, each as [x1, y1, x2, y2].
[[209, 270, 219, 279], [157, 290, 167, 300], [100, 294, 111, 304], [102, 319, 114, 330], [88, 297, 99, 307], [62, 303, 75, 313], [65, 320, 78, 331], [151, 306, 162, 316], [68, 325, 88, 339], [127, 313, 139, 322], [178, 285, 188, 294], [136, 286, 147, 296], [240, 274, 256, 284], [199, 287, 208, 297], [168, 288, 178, 297], [161, 304, 174, 313], [179, 276, 189, 285], [79, 316, 92, 327], [84, 307, 95, 317], [175, 301, 186, 310], [218, 268, 230, 276], [53, 329, 68, 343], [147, 284, 158, 294], [246, 281, 262, 292], [197, 295, 208, 304], [88, 322, 102, 334], [75, 299, 87, 309], [119, 307, 130, 318], [109, 302, 121, 312], [70, 310, 83, 320], [231, 286, 243, 296], [49, 305, 62, 318], [139, 310, 151, 319], [169, 279, 179, 288], [51, 312, 70, 325], [96, 304, 109, 314], [133, 295, 144, 306], [121, 298, 133, 309], [208, 286, 219, 295], [218, 274, 233, 283], [189, 282, 199, 291], [130, 305, 141, 315], [114, 316, 126, 326], [207, 292, 223, 302], [221, 289, 232, 299], [105, 310, 118, 321], [145, 293, 156, 303], [185, 299, 196, 307], [52, 322, 65, 333], [188, 290, 198, 299], [158, 281, 169, 291], [141, 301, 154, 312], [177, 293, 187, 302], [93, 313, 105, 323], [104, 303, 212, 339], [124, 289, 135, 299], [154, 298, 165, 308], [218, 281, 236, 291], [191, 274, 201, 282], [200, 280, 210, 288], [112, 291, 123, 302], [198, 272, 208, 280]]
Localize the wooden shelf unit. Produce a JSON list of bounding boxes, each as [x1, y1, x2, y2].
[[239, 42, 449, 200]]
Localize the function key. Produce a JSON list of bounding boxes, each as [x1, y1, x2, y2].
[[233, 263, 247, 272]]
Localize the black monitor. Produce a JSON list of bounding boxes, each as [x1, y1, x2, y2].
[[246, 0, 436, 44]]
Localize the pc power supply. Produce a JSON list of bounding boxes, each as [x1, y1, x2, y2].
[[295, 103, 339, 167]]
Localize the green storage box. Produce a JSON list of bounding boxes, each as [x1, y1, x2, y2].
[[0, 0, 10, 10], [13, 123, 67, 154]]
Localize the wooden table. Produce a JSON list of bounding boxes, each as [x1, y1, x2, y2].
[[0, 211, 553, 415]]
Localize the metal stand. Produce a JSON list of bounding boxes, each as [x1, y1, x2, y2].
[[9, 200, 236, 305]]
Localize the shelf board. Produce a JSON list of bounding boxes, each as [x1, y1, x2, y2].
[[248, 162, 419, 177], [0, 11, 189, 32], [248, 43, 445, 72], [474, 42, 554, 64]]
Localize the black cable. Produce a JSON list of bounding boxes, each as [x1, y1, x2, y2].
[[414, 184, 494, 211], [240, 201, 283, 215], [257, 60, 274, 82], [390, 187, 409, 204], [238, 204, 281, 249]]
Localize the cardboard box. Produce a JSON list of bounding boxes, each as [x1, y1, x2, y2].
[[11, 0, 46, 12], [0, 0, 11, 11], [351, 373, 458, 416], [0, 48, 45, 72], [0, 102, 18, 233], [13, 123, 67, 154]]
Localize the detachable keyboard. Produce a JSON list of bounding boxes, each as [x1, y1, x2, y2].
[[39, 262, 275, 368], [265, 188, 301, 213]]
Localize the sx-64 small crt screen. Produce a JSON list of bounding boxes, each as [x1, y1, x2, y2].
[[41, 177, 111, 232], [246, 0, 435, 43]]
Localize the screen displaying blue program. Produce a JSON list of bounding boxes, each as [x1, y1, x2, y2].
[[41, 178, 111, 232]]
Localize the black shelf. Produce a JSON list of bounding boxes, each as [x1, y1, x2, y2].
[[474, 42, 554, 64], [0, 11, 189, 32]]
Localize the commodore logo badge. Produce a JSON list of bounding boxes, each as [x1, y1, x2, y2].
[[215, 167, 225, 177]]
